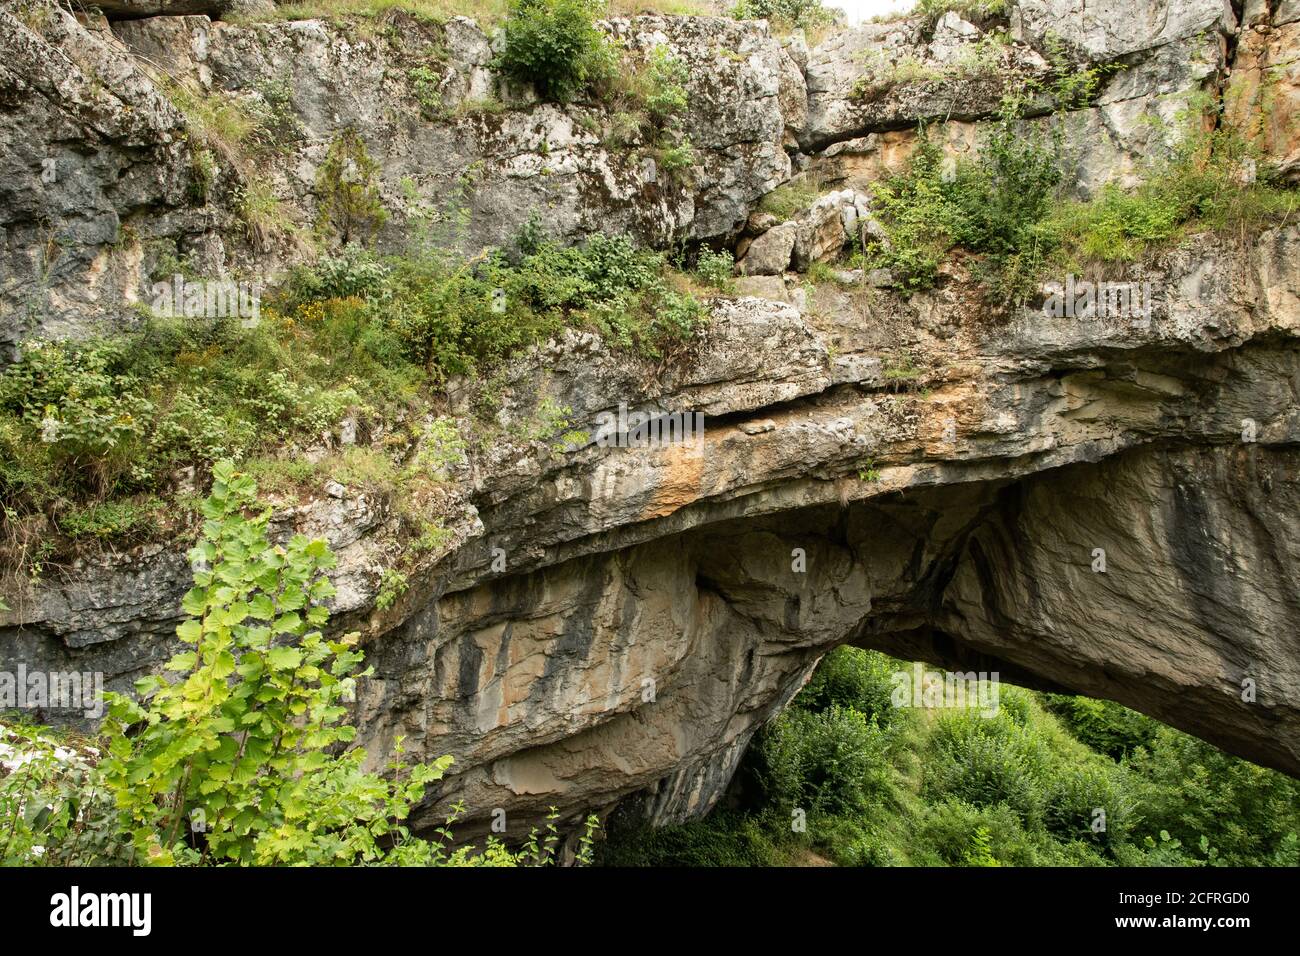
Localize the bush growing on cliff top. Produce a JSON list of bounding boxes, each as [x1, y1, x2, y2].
[[730, 0, 834, 32], [0, 230, 707, 560], [496, 0, 617, 103], [640, 45, 691, 130], [864, 92, 1297, 303], [378, 231, 705, 370], [915, 0, 1009, 27], [864, 97, 1063, 297], [0, 317, 370, 554], [1034, 118, 1297, 266]]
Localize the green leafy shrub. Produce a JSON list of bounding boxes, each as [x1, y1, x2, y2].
[[496, 0, 616, 103], [695, 248, 735, 291], [915, 0, 1008, 27], [98, 461, 438, 863], [863, 143, 952, 291], [752, 704, 890, 816], [730, 0, 833, 31], [375, 568, 409, 611], [1041, 32, 1118, 110], [0, 722, 130, 866], [915, 799, 1042, 867], [408, 65, 445, 118], [0, 462, 598, 866], [0, 317, 371, 551], [288, 244, 393, 303], [816, 814, 904, 866], [1125, 727, 1300, 866], [797, 645, 896, 726], [595, 45, 697, 176], [867, 105, 1062, 298], [3, 463, 598, 866], [944, 105, 1062, 293], [1111, 828, 1209, 867], [593, 285, 705, 358], [253, 75, 304, 150], [991, 685, 1034, 726], [1043, 694, 1158, 759], [0, 338, 154, 498], [656, 139, 697, 177], [641, 45, 690, 129], [1041, 763, 1133, 849], [924, 710, 1049, 824], [381, 252, 555, 376], [1034, 116, 1297, 267], [866, 94, 1295, 303], [510, 231, 704, 357], [322, 230, 704, 380]]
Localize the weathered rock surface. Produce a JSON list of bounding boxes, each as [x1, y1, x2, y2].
[[7, 221, 1299, 839], [1226, 18, 1300, 181], [2, 1, 1299, 844], [1010, 0, 1233, 58], [87, 0, 259, 17], [375, 224, 1300, 828], [801, 13, 1051, 152], [1, 9, 795, 342], [0, 0, 1277, 341], [0, 7, 193, 348], [801, 0, 1232, 197], [737, 219, 796, 274]]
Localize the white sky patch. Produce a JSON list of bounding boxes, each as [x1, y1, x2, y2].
[[830, 0, 919, 24]]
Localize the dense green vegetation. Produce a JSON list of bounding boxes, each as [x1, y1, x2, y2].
[[864, 93, 1297, 303], [915, 0, 1008, 27], [238, 0, 717, 29], [496, 0, 618, 103], [599, 646, 1300, 867], [730, 0, 835, 32], [0, 231, 706, 574], [0, 463, 597, 866], [494, 0, 700, 166]]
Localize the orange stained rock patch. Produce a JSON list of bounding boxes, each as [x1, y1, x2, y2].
[[640, 437, 707, 521]]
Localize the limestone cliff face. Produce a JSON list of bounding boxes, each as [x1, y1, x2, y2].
[[2, 0, 1299, 840], [1, 5, 798, 341]]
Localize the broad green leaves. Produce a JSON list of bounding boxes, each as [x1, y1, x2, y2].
[[6, 460, 597, 867], [98, 460, 460, 866]]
